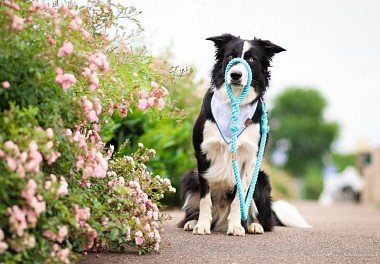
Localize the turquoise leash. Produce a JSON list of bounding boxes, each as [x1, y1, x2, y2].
[[224, 58, 270, 221]]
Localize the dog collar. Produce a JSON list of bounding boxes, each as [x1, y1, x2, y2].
[[211, 91, 258, 144]]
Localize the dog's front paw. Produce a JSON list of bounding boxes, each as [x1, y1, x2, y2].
[[248, 223, 264, 234], [227, 224, 245, 236], [184, 220, 198, 231], [193, 222, 211, 235]]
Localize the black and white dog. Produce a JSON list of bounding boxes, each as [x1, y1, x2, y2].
[[179, 34, 310, 236]]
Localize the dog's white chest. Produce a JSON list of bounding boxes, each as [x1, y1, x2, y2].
[[201, 120, 260, 187]]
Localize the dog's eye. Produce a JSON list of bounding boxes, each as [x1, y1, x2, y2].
[[228, 55, 234, 60], [248, 57, 255, 62]]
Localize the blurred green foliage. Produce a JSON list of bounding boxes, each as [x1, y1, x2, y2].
[[303, 167, 324, 199], [332, 152, 356, 172], [270, 87, 339, 177], [265, 165, 297, 200]]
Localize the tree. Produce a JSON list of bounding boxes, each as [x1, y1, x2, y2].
[[269, 87, 339, 177], [332, 152, 356, 172]]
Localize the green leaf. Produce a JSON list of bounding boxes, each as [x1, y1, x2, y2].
[[110, 228, 120, 241]]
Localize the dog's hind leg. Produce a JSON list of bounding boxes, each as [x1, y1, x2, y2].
[[178, 170, 200, 230], [247, 201, 265, 234], [248, 171, 274, 233]]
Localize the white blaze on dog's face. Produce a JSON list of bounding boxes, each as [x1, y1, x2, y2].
[[226, 41, 251, 88], [218, 40, 257, 104]]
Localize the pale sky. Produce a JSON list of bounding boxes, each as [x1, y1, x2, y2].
[[128, 0, 380, 153]]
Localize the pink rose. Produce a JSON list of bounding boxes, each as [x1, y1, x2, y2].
[[46, 128, 54, 139], [24, 236, 36, 248], [4, 1, 20, 11], [138, 98, 148, 110], [52, 243, 59, 251], [57, 42, 74, 57], [47, 35, 56, 45], [135, 236, 144, 245], [22, 179, 37, 202], [107, 99, 115, 115], [7, 206, 27, 237], [161, 86, 169, 96], [76, 156, 84, 170], [30, 197, 46, 216], [65, 129, 73, 137], [57, 248, 70, 263], [89, 72, 99, 90], [150, 81, 159, 89], [147, 97, 156, 107], [25, 209, 37, 226], [157, 98, 165, 110], [57, 177, 68, 197], [46, 141, 54, 149], [86, 109, 98, 122], [88, 52, 109, 72], [82, 67, 91, 77], [139, 90, 149, 99], [57, 226, 68, 243], [55, 70, 77, 90], [4, 140, 15, 150], [6, 157, 17, 171], [82, 98, 93, 111], [11, 15, 24, 31], [2, 81, 10, 89], [153, 211, 159, 220], [93, 99, 102, 115], [0, 241, 8, 254], [69, 16, 82, 30]]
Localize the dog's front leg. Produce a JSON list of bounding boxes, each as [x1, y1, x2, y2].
[[227, 192, 246, 236], [227, 159, 253, 236], [193, 176, 212, 235]]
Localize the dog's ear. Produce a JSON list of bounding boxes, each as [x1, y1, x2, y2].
[[207, 34, 238, 62], [255, 39, 286, 58], [206, 34, 237, 47]]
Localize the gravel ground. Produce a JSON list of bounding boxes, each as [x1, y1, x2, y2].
[[80, 201, 380, 264]]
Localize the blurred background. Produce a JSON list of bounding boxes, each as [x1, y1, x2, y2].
[[109, 0, 380, 206]]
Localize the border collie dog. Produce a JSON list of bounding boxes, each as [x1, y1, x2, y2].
[[179, 34, 310, 236]]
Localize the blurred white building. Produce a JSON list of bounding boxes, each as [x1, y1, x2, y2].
[[319, 166, 363, 206], [358, 147, 380, 205]]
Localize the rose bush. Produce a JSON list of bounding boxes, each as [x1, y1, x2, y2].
[[109, 73, 202, 205], [0, 0, 178, 262]]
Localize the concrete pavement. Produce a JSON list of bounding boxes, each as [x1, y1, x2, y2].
[[80, 201, 380, 264]]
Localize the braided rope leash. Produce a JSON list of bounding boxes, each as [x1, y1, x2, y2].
[[224, 58, 270, 221]]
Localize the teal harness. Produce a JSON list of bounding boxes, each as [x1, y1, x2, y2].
[[224, 58, 270, 221]]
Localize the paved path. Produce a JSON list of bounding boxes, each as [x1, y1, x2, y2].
[[81, 201, 380, 264]]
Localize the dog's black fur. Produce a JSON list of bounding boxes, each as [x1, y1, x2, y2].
[[178, 34, 285, 232]]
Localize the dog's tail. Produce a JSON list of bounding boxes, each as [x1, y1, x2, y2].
[[272, 200, 311, 228]]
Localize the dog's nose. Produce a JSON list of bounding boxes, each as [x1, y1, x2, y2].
[[230, 71, 242, 81]]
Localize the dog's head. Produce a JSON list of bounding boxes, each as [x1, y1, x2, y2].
[[207, 34, 285, 98]]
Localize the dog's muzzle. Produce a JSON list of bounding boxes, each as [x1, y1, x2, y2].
[[227, 63, 249, 86]]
